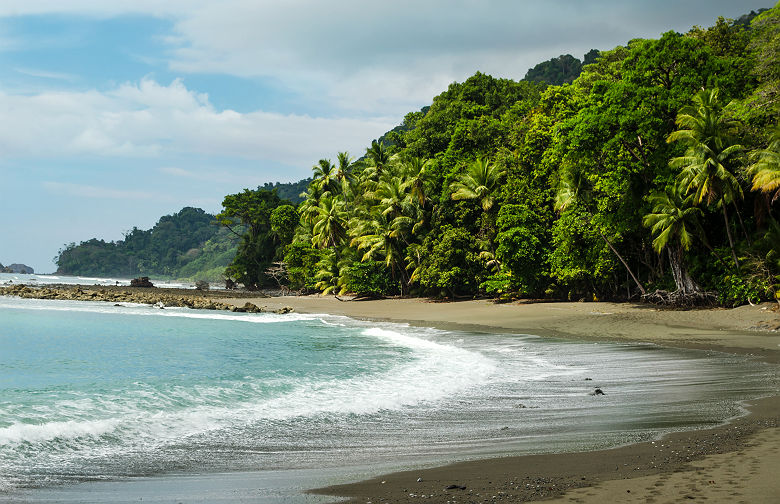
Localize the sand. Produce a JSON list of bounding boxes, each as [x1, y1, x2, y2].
[[224, 295, 780, 503]]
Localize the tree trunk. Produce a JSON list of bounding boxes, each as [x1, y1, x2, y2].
[[722, 204, 740, 269], [595, 228, 646, 296], [667, 246, 698, 294], [732, 201, 751, 246]]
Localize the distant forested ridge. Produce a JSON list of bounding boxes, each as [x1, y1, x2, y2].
[[55, 207, 237, 280], [53, 181, 306, 280], [219, 6, 779, 306], [523, 49, 600, 85], [260, 179, 311, 204]]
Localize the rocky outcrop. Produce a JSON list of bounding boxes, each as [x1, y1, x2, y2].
[[0, 284, 295, 315], [1, 263, 34, 274], [130, 277, 155, 288]]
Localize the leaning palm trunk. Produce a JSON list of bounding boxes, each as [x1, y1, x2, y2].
[[594, 227, 646, 296], [722, 204, 740, 269]]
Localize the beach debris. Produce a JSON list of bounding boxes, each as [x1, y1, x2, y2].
[[417, 477, 423, 482], [445, 484, 467, 490], [590, 388, 605, 395]]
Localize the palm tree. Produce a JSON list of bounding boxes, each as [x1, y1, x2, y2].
[[351, 212, 410, 294], [748, 125, 780, 204], [312, 158, 341, 195], [312, 196, 348, 249], [450, 157, 505, 212], [555, 165, 647, 295], [313, 248, 340, 294], [297, 184, 323, 226], [668, 88, 744, 269], [401, 157, 432, 207], [643, 188, 703, 294], [336, 151, 354, 195], [374, 177, 410, 220], [363, 140, 392, 180]]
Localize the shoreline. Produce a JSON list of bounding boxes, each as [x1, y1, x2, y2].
[[3, 287, 779, 502], [228, 295, 779, 503]]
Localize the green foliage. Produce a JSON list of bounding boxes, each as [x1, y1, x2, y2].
[[270, 205, 299, 247], [495, 203, 550, 295], [283, 242, 323, 291], [715, 273, 770, 307], [341, 260, 395, 296], [217, 188, 283, 289], [418, 226, 481, 297]]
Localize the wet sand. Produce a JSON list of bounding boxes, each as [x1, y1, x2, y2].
[[225, 295, 780, 503]]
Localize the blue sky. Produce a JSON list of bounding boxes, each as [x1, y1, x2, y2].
[[0, 0, 768, 273]]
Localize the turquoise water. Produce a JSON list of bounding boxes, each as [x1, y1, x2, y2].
[[0, 296, 777, 502]]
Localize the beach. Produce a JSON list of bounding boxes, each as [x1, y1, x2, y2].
[[226, 295, 780, 503], [2, 286, 779, 502]]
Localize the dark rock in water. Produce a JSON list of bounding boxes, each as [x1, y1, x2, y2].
[[590, 388, 605, 395], [2, 263, 34, 274], [242, 302, 262, 313], [274, 306, 294, 314], [130, 277, 155, 288], [585, 377, 592, 381]]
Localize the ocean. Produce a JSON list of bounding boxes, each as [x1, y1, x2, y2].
[[0, 272, 196, 290], [0, 295, 776, 503]]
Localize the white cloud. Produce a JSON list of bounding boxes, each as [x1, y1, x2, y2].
[[0, 78, 395, 166], [42, 181, 157, 200], [15, 67, 78, 81], [0, 1, 754, 116]]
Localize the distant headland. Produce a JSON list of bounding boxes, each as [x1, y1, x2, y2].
[[0, 263, 34, 274]]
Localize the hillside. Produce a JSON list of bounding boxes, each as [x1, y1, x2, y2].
[[55, 207, 237, 281], [227, 6, 779, 305]]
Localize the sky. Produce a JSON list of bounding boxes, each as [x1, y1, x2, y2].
[[0, 0, 769, 273]]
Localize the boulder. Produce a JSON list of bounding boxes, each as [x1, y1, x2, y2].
[[130, 277, 155, 288], [195, 280, 210, 291], [242, 302, 262, 313]]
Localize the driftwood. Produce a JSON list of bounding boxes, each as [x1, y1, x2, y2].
[[641, 289, 717, 308], [335, 293, 384, 302]]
